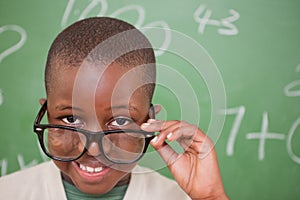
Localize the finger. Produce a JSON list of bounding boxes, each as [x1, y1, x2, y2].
[[141, 119, 178, 132], [142, 120, 214, 156], [150, 127, 180, 147], [142, 120, 184, 146], [151, 140, 180, 167], [167, 126, 199, 156], [142, 120, 200, 147], [165, 124, 207, 149], [166, 125, 215, 158], [166, 124, 198, 142]]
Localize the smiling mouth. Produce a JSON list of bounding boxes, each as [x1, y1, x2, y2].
[[79, 163, 104, 173], [75, 161, 109, 174]]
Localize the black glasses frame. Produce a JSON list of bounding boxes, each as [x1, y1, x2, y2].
[[33, 101, 155, 164]]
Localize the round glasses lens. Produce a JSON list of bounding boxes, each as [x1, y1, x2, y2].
[[43, 127, 86, 160], [102, 132, 146, 163]]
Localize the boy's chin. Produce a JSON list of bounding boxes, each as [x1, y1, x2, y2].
[[71, 168, 131, 195]]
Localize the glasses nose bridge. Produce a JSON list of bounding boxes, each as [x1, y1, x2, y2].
[[85, 129, 104, 145], [84, 131, 105, 157]]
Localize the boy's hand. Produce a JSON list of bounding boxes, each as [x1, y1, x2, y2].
[[141, 119, 229, 200]]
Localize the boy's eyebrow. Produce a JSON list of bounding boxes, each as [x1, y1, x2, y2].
[[56, 104, 139, 112], [55, 105, 83, 112], [106, 105, 139, 113]]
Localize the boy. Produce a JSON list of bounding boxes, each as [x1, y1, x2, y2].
[[0, 17, 228, 200]]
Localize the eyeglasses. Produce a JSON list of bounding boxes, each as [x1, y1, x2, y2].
[[33, 101, 155, 164]]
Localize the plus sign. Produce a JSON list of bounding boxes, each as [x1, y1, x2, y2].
[[246, 112, 285, 160]]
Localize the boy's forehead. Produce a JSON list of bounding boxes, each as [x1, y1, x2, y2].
[[49, 62, 149, 107]]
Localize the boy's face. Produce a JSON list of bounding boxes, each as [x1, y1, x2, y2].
[[45, 62, 151, 194]]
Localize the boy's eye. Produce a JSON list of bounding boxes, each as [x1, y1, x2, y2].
[[62, 116, 82, 126], [108, 117, 133, 128]]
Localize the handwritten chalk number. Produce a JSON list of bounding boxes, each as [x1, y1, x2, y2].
[[193, 4, 240, 36], [61, 0, 170, 56], [220, 106, 245, 156], [284, 64, 300, 97], [287, 118, 300, 164], [0, 25, 27, 63]]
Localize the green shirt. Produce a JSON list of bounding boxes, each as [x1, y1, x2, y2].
[[62, 180, 128, 200]]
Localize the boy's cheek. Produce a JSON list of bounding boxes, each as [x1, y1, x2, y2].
[[53, 160, 72, 175]]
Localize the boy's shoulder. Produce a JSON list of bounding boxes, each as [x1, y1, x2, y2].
[[125, 165, 191, 200], [0, 161, 67, 200], [0, 161, 56, 179], [0, 161, 59, 184]]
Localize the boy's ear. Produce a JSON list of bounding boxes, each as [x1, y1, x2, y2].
[[154, 104, 162, 115], [149, 104, 160, 119], [39, 98, 46, 105]]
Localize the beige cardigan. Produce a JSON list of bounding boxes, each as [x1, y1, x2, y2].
[[0, 161, 190, 200]]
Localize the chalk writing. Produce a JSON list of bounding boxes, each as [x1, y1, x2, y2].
[[193, 4, 240, 36], [285, 65, 300, 163], [0, 159, 7, 176], [61, 0, 108, 27], [0, 25, 26, 109], [0, 156, 38, 176], [0, 25, 27, 63], [246, 112, 286, 160], [110, 5, 145, 28], [220, 106, 300, 163], [61, 0, 171, 56], [0, 140, 49, 177], [220, 106, 245, 156], [17, 154, 38, 170], [287, 118, 300, 164], [219, 67, 299, 162], [284, 64, 300, 97], [140, 21, 171, 56]]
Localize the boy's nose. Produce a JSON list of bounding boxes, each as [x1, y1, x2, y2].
[[86, 142, 101, 157]]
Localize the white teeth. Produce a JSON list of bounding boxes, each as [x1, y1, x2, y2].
[[79, 163, 103, 173], [86, 166, 94, 173], [95, 167, 103, 172], [79, 164, 86, 171]]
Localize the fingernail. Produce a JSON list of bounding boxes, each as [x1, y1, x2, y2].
[[167, 132, 173, 140], [151, 136, 158, 143], [148, 119, 156, 122], [141, 123, 150, 127]]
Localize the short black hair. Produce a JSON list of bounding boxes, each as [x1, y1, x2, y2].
[[45, 17, 156, 100]]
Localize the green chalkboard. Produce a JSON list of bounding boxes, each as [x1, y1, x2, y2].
[[1, 0, 300, 199]]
